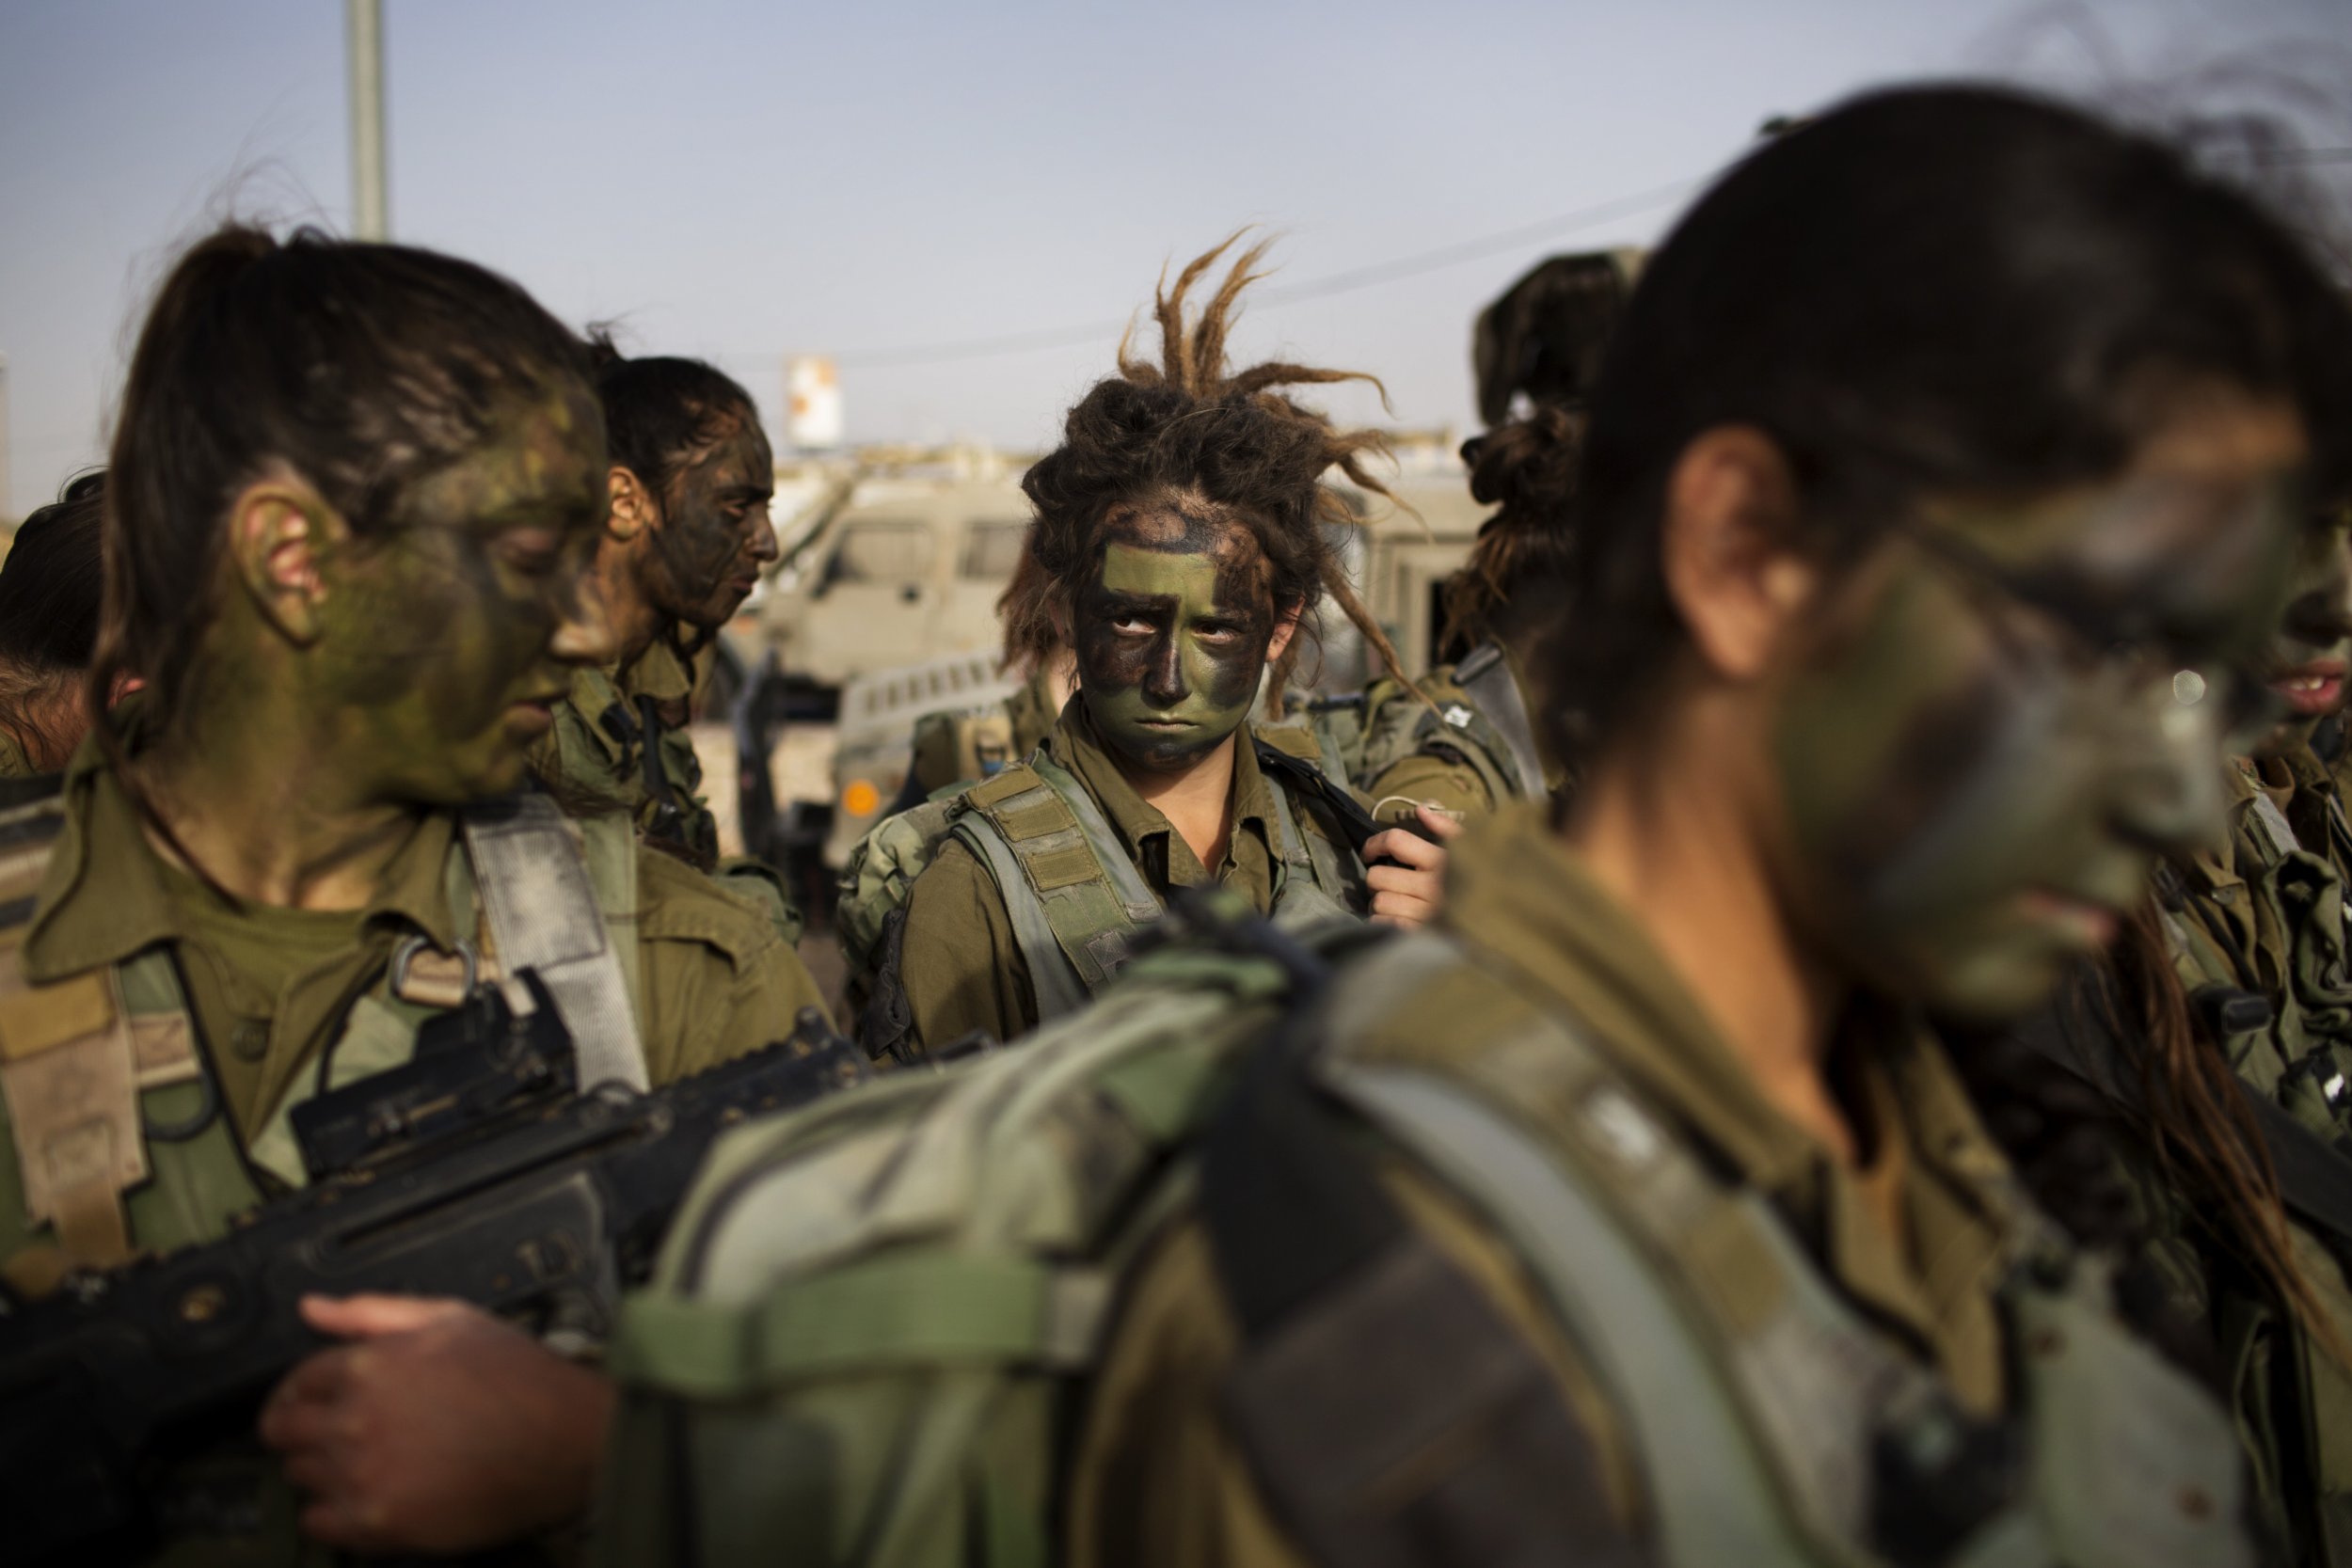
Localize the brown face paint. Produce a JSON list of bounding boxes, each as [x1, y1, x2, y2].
[[1073, 502, 1278, 775], [644, 412, 777, 629], [315, 392, 610, 802]]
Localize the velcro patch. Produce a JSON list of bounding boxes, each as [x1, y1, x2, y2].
[[0, 965, 117, 1061], [1025, 846, 1104, 893]]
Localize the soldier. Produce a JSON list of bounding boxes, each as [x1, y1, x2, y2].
[[533, 338, 779, 872], [871, 236, 1454, 1054], [2003, 489, 2352, 1563], [1352, 251, 1633, 823], [0, 225, 826, 1560], [595, 84, 2349, 1568], [0, 472, 107, 782]]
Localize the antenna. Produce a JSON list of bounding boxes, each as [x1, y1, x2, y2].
[[347, 0, 389, 240]]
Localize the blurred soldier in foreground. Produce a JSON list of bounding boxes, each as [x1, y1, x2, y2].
[[592, 84, 2347, 1566], [0, 471, 107, 782]]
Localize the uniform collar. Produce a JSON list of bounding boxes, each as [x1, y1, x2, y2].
[[621, 636, 696, 705], [1045, 695, 1279, 868], [23, 736, 465, 983]]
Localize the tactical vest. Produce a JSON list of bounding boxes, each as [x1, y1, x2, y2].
[[0, 790, 650, 1280], [944, 739, 1361, 1023], [1353, 641, 1548, 813], [600, 907, 2250, 1568]]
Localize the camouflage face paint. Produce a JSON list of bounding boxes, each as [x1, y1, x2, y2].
[[1771, 443, 2301, 1024], [646, 413, 777, 629], [317, 393, 609, 802], [2250, 502, 2352, 757], [1074, 502, 1277, 775]]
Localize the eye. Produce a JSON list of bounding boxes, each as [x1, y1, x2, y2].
[[497, 526, 567, 576]]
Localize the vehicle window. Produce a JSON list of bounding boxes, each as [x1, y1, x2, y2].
[[960, 518, 1030, 580], [825, 519, 935, 586]]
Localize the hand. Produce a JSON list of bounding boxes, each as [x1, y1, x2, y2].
[[258, 1293, 615, 1554], [1361, 804, 1461, 930]]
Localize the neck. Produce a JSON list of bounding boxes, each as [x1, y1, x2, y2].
[[596, 546, 669, 671], [1564, 715, 1857, 1164], [1118, 731, 1239, 871], [135, 656, 423, 911]]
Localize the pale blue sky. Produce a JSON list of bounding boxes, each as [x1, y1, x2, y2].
[[0, 0, 2341, 516]]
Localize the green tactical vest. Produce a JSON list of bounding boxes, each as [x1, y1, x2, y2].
[[0, 792, 649, 1274], [1351, 640, 1549, 811], [599, 911, 2250, 1568]]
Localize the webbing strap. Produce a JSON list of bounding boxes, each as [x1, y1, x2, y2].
[[1027, 754, 1160, 922], [612, 1253, 1109, 1396], [462, 795, 648, 1092], [1327, 1063, 1825, 1568], [955, 814, 1096, 1022], [2249, 791, 2303, 863], [1454, 642, 1546, 799]]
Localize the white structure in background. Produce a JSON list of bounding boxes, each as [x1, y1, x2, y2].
[[787, 356, 843, 450]]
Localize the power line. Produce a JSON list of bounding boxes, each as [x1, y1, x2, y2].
[[814, 174, 1707, 372]]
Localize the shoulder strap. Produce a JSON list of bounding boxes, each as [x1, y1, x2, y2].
[[461, 794, 648, 1092], [952, 759, 1160, 1022], [1454, 642, 1547, 798]]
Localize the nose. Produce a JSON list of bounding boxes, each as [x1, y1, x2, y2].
[[748, 509, 780, 565], [550, 570, 619, 669], [2108, 684, 2229, 856], [1142, 632, 1188, 706]]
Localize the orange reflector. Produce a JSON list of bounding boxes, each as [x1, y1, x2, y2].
[[842, 779, 882, 818]]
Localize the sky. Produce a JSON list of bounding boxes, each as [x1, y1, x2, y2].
[[0, 0, 2344, 518]]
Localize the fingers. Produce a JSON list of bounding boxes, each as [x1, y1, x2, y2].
[[1415, 802, 1465, 840], [299, 1291, 474, 1340], [260, 1345, 357, 1446], [1361, 828, 1438, 870], [1366, 863, 1444, 930]]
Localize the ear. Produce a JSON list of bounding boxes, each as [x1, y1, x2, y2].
[[608, 466, 658, 543], [1660, 426, 1816, 683], [227, 479, 345, 647], [1265, 600, 1305, 666]]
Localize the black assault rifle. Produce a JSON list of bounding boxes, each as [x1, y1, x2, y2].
[[0, 973, 870, 1563]]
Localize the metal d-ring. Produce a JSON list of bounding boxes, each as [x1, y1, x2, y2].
[[389, 933, 479, 999]]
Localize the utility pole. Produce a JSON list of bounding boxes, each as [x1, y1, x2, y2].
[[347, 0, 388, 240]]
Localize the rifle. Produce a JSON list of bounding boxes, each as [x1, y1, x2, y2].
[[1248, 737, 1440, 866], [0, 973, 870, 1563]]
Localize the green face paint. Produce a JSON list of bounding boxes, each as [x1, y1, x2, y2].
[[1771, 455, 2301, 1023], [646, 414, 777, 630], [2250, 503, 2352, 757], [317, 394, 610, 803], [1074, 505, 1277, 776]]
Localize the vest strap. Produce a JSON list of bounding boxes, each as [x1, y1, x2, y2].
[[462, 795, 648, 1092], [1454, 641, 1546, 798]]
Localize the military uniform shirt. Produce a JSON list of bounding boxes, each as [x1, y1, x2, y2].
[[1067, 804, 2019, 1567], [0, 742, 831, 1259], [898, 700, 1286, 1050], [538, 639, 706, 822]]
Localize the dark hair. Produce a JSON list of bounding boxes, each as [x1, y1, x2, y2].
[[1553, 84, 2352, 767], [97, 225, 600, 734], [0, 471, 104, 673], [1003, 234, 1410, 702], [1442, 406, 1586, 652], [584, 331, 761, 508], [1470, 249, 1634, 426]]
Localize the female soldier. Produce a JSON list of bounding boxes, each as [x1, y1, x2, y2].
[[1352, 250, 1634, 823], [0, 225, 825, 1559], [0, 472, 107, 781], [534, 339, 780, 870], [588, 84, 2351, 1568], [882, 238, 1453, 1053]]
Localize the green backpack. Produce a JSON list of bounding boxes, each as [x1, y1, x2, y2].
[[598, 898, 2250, 1568]]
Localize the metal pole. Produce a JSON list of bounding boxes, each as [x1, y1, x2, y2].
[[347, 0, 388, 240]]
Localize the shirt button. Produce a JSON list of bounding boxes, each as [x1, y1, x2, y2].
[[230, 1019, 270, 1061]]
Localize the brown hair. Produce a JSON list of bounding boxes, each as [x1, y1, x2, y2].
[[1441, 405, 1585, 652], [1000, 235, 1409, 708]]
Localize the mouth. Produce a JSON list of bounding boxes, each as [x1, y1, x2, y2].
[[2267, 659, 2348, 718], [2017, 888, 2121, 950], [506, 690, 566, 734], [1136, 717, 1197, 732]]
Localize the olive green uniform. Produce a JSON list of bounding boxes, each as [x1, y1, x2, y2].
[[0, 729, 37, 782], [898, 698, 1346, 1048], [0, 744, 828, 1564], [602, 804, 2249, 1567], [1356, 641, 1562, 823], [2148, 746, 2352, 1562], [539, 640, 718, 857], [901, 664, 1063, 800]]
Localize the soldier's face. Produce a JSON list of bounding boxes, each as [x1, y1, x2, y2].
[[320, 394, 611, 801], [1768, 400, 2305, 1023], [646, 414, 777, 630], [2249, 503, 2352, 758], [1073, 501, 1284, 776]]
